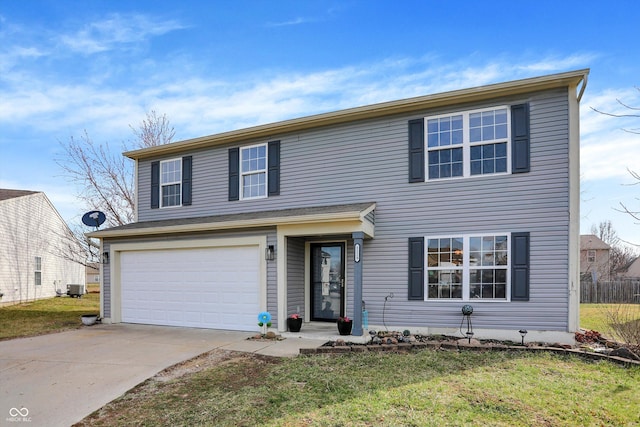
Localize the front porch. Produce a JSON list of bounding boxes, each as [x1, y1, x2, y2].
[[275, 203, 376, 336], [280, 321, 370, 343]]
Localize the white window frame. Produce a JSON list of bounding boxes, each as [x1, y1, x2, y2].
[[34, 256, 42, 286], [425, 106, 511, 181], [160, 158, 182, 208], [425, 233, 511, 301], [240, 143, 268, 200], [587, 250, 596, 263]]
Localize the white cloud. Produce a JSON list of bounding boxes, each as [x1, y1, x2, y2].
[[265, 17, 311, 27], [516, 53, 597, 72], [58, 13, 186, 54]]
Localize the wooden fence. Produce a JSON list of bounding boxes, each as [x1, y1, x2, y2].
[[580, 279, 640, 304]]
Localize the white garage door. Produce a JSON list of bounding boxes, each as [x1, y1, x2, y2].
[[120, 246, 260, 331]]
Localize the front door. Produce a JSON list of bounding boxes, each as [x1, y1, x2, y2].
[[310, 242, 345, 322]]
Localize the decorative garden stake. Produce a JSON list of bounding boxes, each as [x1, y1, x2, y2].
[[460, 305, 474, 343], [258, 311, 272, 335]]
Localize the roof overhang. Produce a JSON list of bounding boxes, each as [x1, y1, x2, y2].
[[86, 202, 376, 239], [124, 69, 589, 160]]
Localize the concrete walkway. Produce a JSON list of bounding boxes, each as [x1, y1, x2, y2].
[[0, 324, 325, 427]]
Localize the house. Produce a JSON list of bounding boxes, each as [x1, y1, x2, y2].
[[615, 256, 640, 279], [88, 69, 588, 344], [579, 234, 611, 282], [86, 263, 100, 288], [0, 189, 85, 305]]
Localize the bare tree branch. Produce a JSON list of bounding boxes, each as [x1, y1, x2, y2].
[[55, 111, 174, 265]]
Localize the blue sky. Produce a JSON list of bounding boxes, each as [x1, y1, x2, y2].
[[1, 1, 640, 245]]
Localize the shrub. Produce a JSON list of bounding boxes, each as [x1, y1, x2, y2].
[[604, 304, 640, 349]]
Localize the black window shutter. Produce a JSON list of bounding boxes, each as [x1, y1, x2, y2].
[[511, 103, 530, 173], [268, 140, 280, 196], [408, 237, 425, 300], [408, 118, 425, 182], [511, 232, 530, 301], [228, 148, 240, 201], [151, 161, 160, 209], [182, 156, 192, 206]]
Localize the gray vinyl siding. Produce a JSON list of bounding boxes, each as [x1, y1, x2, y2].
[[133, 86, 572, 332], [286, 237, 305, 316]]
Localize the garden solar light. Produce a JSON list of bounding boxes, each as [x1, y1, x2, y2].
[[519, 329, 528, 345]]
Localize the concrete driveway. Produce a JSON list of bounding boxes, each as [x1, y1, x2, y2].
[[0, 324, 323, 427]]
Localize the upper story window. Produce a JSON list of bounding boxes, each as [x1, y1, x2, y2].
[[34, 256, 42, 286], [228, 141, 280, 202], [426, 233, 510, 301], [425, 107, 510, 180], [151, 156, 192, 210], [587, 250, 596, 263], [160, 159, 182, 207], [241, 144, 267, 199]]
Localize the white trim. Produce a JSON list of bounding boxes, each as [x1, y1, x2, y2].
[[567, 82, 581, 333], [240, 143, 268, 200], [159, 158, 182, 208], [106, 236, 267, 324], [425, 106, 511, 181], [89, 206, 376, 239], [424, 233, 511, 302]]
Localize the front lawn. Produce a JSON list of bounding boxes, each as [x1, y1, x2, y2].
[[0, 293, 100, 340], [78, 349, 640, 426]]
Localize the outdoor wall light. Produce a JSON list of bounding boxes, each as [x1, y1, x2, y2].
[[519, 329, 528, 345], [102, 251, 109, 265], [265, 245, 275, 261]]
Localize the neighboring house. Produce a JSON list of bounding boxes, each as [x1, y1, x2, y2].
[[89, 69, 588, 344], [579, 234, 611, 282], [615, 256, 640, 279], [86, 263, 100, 287], [0, 189, 85, 305]]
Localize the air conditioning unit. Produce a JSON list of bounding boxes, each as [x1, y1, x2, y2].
[[66, 284, 85, 298]]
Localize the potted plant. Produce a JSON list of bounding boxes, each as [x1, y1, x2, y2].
[[287, 313, 303, 332], [337, 316, 352, 335], [81, 314, 98, 326]]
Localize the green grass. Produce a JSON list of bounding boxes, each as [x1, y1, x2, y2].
[[580, 303, 640, 340], [1, 297, 637, 425], [0, 293, 100, 340], [79, 350, 640, 426]]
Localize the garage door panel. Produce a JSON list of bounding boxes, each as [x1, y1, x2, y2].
[[120, 246, 260, 331]]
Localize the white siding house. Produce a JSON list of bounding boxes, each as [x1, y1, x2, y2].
[[0, 189, 85, 304]]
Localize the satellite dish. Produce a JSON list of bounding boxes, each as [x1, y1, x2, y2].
[[82, 211, 106, 229]]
